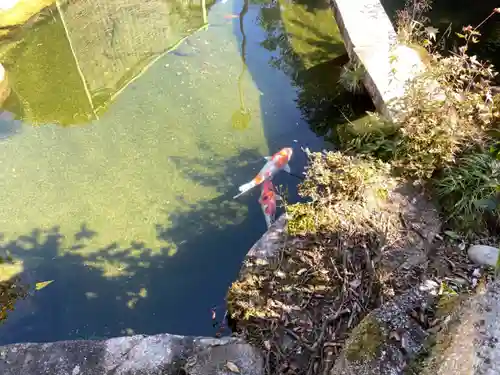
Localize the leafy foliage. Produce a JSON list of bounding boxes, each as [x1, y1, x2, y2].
[[434, 151, 500, 231], [338, 61, 366, 94]]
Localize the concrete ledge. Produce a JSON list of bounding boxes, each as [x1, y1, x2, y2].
[[330, 0, 437, 122]]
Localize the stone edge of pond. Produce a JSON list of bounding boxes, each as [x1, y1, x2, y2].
[[244, 214, 288, 261], [0, 333, 264, 375]]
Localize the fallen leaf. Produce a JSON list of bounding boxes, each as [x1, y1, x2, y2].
[[297, 268, 307, 275], [389, 330, 401, 341], [349, 279, 362, 289], [35, 280, 54, 291], [444, 230, 460, 239], [226, 361, 240, 373], [263, 340, 271, 350]]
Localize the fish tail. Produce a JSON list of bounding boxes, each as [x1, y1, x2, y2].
[[264, 214, 272, 229], [233, 180, 258, 199]]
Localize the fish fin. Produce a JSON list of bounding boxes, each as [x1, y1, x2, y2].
[[233, 180, 258, 199], [264, 156, 271, 161], [284, 164, 291, 173], [263, 212, 273, 229]]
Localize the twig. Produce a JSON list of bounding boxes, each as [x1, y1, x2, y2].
[[321, 343, 341, 375], [310, 308, 349, 352]]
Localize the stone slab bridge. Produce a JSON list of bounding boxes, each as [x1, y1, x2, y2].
[[330, 0, 434, 122]]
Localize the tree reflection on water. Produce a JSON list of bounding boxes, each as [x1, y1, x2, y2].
[[251, 0, 374, 138], [0, 256, 29, 325]]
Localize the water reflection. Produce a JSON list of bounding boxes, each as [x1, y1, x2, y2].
[[0, 255, 29, 325], [1, 0, 213, 125], [250, 0, 374, 137], [231, 0, 251, 130], [381, 0, 500, 71]]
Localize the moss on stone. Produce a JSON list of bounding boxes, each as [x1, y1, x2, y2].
[[286, 203, 320, 236], [345, 314, 384, 363]]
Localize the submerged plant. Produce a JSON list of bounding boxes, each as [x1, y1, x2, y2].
[[338, 61, 366, 94]]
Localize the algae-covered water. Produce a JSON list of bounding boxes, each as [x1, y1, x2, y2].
[[0, 0, 348, 343]]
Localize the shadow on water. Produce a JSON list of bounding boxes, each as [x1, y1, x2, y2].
[[0, 147, 277, 344]]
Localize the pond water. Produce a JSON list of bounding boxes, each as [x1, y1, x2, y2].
[[0, 0, 352, 343]]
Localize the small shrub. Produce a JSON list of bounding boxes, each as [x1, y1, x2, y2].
[[395, 0, 433, 46], [434, 151, 500, 231], [346, 2, 499, 181], [340, 112, 400, 162]]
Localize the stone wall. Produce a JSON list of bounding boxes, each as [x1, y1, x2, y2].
[[0, 334, 264, 375]]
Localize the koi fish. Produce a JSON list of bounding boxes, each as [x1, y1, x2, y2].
[[233, 147, 293, 199], [224, 14, 239, 19], [259, 180, 281, 228]]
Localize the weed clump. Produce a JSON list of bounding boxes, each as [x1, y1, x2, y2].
[[286, 150, 392, 236], [338, 61, 366, 94]]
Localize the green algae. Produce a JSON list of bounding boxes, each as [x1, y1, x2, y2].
[[0, 0, 270, 281], [278, 0, 345, 69]]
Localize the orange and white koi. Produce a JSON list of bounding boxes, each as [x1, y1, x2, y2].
[[259, 180, 281, 228], [233, 147, 293, 199]]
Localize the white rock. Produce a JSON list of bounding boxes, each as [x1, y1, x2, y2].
[[0, 63, 10, 106], [468, 245, 500, 267]]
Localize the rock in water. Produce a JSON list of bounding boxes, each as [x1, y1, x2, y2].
[[468, 244, 500, 267]]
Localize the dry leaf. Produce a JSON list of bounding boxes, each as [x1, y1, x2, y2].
[[263, 340, 271, 350], [35, 280, 54, 291], [226, 361, 240, 373], [254, 259, 269, 266], [297, 268, 307, 275], [349, 279, 361, 289]]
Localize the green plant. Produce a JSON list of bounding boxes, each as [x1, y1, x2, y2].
[[434, 151, 500, 231], [338, 61, 366, 94], [339, 112, 400, 161]]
